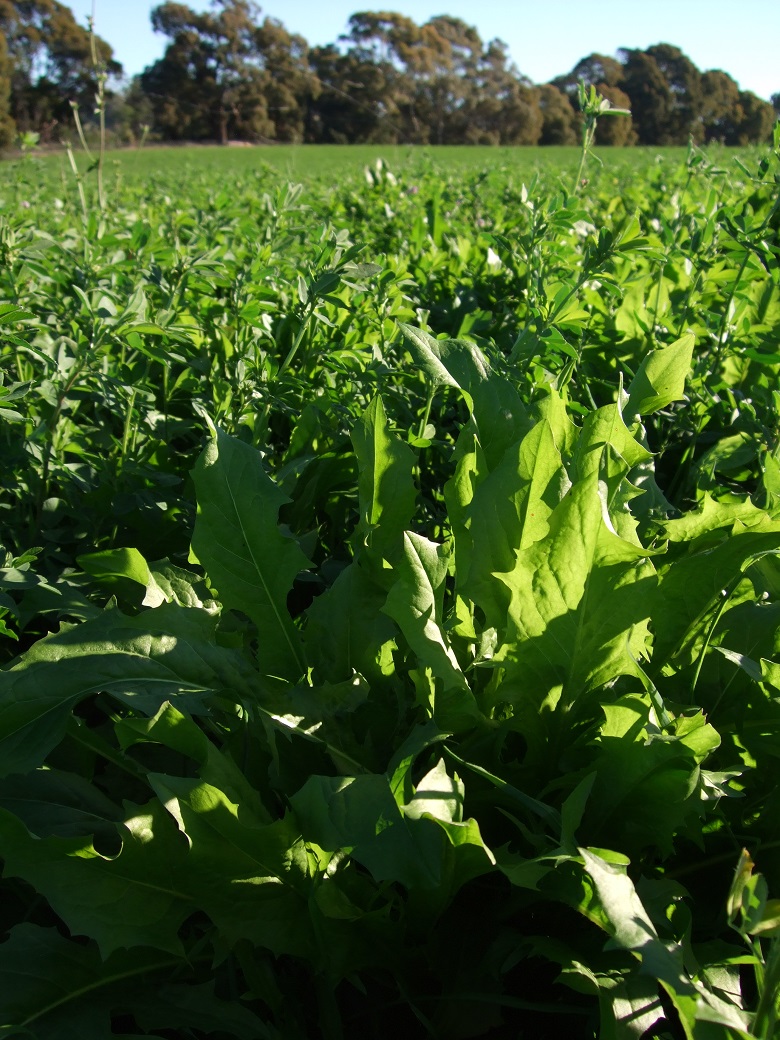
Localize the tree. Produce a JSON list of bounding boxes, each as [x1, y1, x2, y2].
[[459, 39, 541, 145], [551, 52, 624, 96], [644, 44, 703, 142], [725, 91, 776, 145], [308, 43, 402, 143], [0, 0, 120, 136], [0, 29, 15, 147], [548, 53, 633, 146], [538, 84, 578, 145], [411, 15, 483, 144], [338, 11, 427, 142], [143, 1, 275, 143], [699, 69, 741, 142], [254, 17, 315, 143], [619, 49, 674, 144]]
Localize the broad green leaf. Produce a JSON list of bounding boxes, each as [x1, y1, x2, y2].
[[494, 475, 655, 743], [573, 403, 652, 484], [383, 532, 470, 699], [149, 561, 212, 609], [651, 528, 780, 670], [443, 746, 561, 831], [387, 720, 448, 805], [351, 395, 417, 561], [149, 775, 317, 956], [0, 799, 193, 956], [290, 770, 494, 918], [625, 332, 694, 418], [398, 323, 460, 390], [459, 417, 570, 630], [585, 697, 717, 856], [402, 757, 464, 823], [0, 925, 177, 1039], [578, 848, 691, 989], [443, 428, 484, 604], [191, 427, 310, 681], [0, 767, 120, 842], [580, 850, 751, 1037], [116, 701, 272, 824], [131, 982, 272, 1040], [77, 546, 167, 608], [763, 451, 780, 515], [399, 324, 528, 468], [559, 964, 664, 1040], [0, 604, 261, 776], [662, 491, 771, 543], [560, 773, 597, 852], [303, 557, 398, 689]]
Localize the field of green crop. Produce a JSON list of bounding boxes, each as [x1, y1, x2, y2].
[[0, 133, 779, 1039]]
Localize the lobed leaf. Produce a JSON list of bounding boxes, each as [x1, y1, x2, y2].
[[191, 427, 310, 682]]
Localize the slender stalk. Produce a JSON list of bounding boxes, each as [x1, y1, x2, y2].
[[64, 142, 88, 224], [277, 301, 315, 381], [417, 381, 435, 441], [572, 81, 630, 195], [754, 938, 780, 1039], [88, 4, 107, 213], [710, 246, 751, 374]]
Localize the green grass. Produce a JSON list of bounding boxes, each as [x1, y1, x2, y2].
[[18, 141, 700, 186]]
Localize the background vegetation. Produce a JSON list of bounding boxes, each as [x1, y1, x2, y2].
[[0, 0, 778, 151], [0, 109, 780, 1036]]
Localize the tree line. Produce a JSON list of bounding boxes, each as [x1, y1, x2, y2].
[[1, 0, 778, 150]]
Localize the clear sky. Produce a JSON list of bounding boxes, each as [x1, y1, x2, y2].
[[69, 0, 778, 102]]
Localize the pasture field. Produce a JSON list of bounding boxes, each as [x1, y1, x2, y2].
[[0, 136, 779, 1038], [16, 141, 698, 185]]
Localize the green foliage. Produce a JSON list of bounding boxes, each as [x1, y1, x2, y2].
[[0, 140, 780, 1037]]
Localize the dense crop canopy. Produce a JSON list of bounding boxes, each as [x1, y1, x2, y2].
[[0, 135, 779, 1037]]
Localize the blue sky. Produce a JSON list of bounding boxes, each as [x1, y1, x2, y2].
[[69, 0, 778, 101]]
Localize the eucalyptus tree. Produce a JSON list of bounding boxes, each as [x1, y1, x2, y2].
[[254, 17, 314, 142], [144, 0, 271, 143], [726, 90, 777, 145], [644, 43, 703, 142], [0, 0, 120, 136], [700, 69, 742, 142], [458, 39, 542, 145], [338, 11, 424, 141], [619, 49, 674, 145], [549, 53, 635, 146], [0, 30, 14, 146], [409, 15, 483, 144], [538, 84, 578, 145]]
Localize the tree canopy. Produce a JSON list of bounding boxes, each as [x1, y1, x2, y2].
[[0, 0, 776, 148], [0, 0, 120, 146]]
